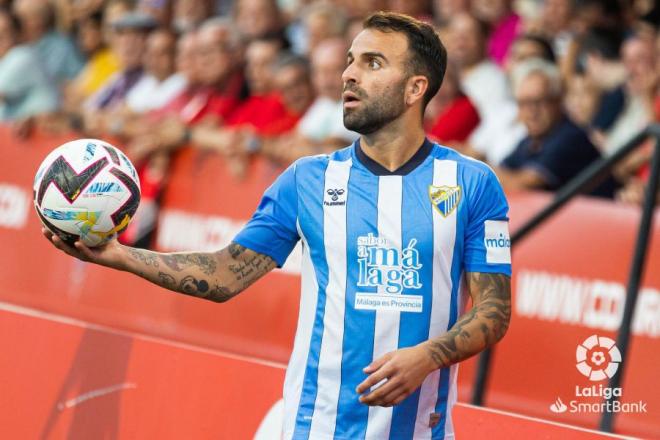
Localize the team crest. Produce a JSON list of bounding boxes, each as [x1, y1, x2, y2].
[[429, 185, 461, 217]]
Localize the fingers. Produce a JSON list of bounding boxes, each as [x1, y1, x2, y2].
[[363, 352, 393, 374], [359, 378, 411, 407], [356, 365, 391, 395], [43, 228, 89, 262]]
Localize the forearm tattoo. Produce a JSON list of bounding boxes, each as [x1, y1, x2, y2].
[[426, 273, 511, 369], [129, 243, 276, 302]]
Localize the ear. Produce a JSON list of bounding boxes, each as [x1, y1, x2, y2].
[[406, 75, 429, 107]]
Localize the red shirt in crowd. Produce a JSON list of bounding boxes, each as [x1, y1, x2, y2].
[[226, 93, 304, 136], [427, 95, 480, 144], [152, 73, 244, 125]]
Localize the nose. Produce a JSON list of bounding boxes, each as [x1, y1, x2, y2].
[[341, 62, 358, 86]]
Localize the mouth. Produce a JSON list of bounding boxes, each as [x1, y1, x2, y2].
[[342, 91, 361, 108]]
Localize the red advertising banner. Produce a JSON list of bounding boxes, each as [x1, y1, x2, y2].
[[1, 126, 658, 437]]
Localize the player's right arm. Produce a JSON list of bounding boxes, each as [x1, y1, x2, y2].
[[43, 229, 276, 302]]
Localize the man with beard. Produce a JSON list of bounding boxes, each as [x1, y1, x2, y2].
[[44, 12, 511, 440]]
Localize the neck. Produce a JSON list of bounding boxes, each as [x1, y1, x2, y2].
[[359, 115, 426, 172]]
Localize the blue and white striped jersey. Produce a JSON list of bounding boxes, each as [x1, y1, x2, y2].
[[234, 139, 512, 440]]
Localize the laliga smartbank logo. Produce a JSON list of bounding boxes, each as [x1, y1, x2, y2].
[[549, 335, 647, 414]]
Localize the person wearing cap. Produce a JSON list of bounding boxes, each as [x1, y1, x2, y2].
[[84, 11, 156, 112], [82, 11, 156, 135]]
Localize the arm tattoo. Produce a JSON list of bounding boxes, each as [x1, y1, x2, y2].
[[426, 273, 511, 369], [147, 242, 276, 303], [159, 253, 217, 275], [128, 248, 159, 267]]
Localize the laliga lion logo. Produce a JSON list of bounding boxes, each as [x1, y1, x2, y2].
[[575, 335, 622, 381]]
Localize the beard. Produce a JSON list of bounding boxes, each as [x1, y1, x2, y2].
[[343, 79, 407, 135]]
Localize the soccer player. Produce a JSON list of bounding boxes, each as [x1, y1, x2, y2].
[[44, 12, 511, 440]]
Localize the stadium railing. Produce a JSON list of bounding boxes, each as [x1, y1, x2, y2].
[[471, 123, 660, 434]]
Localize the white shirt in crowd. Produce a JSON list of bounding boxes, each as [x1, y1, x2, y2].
[[126, 73, 188, 113], [461, 60, 527, 165], [297, 96, 359, 143]]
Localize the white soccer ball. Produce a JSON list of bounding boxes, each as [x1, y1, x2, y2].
[[33, 139, 141, 247]]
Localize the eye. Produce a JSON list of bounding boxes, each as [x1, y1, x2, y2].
[[369, 58, 381, 70]]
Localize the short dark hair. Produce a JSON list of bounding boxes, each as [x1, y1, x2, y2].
[[516, 34, 556, 63], [363, 11, 447, 108]]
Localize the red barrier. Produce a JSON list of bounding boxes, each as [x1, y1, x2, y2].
[[0, 304, 633, 439], [1, 127, 659, 437]]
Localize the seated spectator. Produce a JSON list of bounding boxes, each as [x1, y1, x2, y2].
[[592, 35, 656, 155], [13, 0, 84, 87], [127, 18, 245, 161], [564, 73, 601, 128], [0, 7, 57, 120], [85, 11, 155, 112], [425, 62, 480, 146], [472, 0, 521, 65], [234, 0, 285, 43], [73, 12, 120, 97], [299, 2, 348, 55], [449, 12, 526, 165], [125, 29, 187, 113], [504, 33, 556, 74], [172, 0, 213, 33], [498, 60, 607, 193], [264, 37, 358, 165]]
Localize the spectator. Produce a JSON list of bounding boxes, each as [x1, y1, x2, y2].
[[472, 0, 521, 65], [127, 18, 245, 161], [448, 12, 525, 165], [498, 59, 606, 193], [0, 7, 57, 120], [592, 35, 656, 155], [64, 10, 120, 111], [299, 3, 348, 55], [425, 62, 480, 146], [13, 0, 84, 87], [125, 29, 187, 114], [294, 38, 358, 147], [564, 73, 600, 127], [234, 0, 284, 42], [504, 33, 556, 75], [85, 11, 156, 112], [535, 0, 574, 59], [387, 0, 433, 20], [172, 0, 213, 33], [432, 0, 469, 25]]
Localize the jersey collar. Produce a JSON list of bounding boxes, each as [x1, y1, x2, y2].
[[354, 137, 434, 176]]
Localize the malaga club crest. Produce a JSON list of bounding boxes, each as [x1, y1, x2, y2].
[[429, 185, 461, 217]]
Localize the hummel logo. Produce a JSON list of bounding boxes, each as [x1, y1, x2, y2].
[[324, 188, 346, 206]]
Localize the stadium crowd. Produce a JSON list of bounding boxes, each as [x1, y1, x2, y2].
[[0, 0, 658, 245]]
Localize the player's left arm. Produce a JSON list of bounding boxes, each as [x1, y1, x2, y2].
[[357, 273, 511, 407]]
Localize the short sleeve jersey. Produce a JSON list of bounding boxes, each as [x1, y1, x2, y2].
[[234, 139, 511, 440]]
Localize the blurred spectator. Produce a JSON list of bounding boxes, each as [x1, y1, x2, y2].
[[125, 29, 187, 113], [0, 7, 57, 120], [425, 62, 479, 146], [448, 12, 525, 165], [63, 10, 121, 113], [127, 18, 245, 162], [504, 33, 556, 74], [498, 59, 606, 192], [85, 12, 156, 112], [13, 0, 83, 87], [299, 2, 348, 54], [172, 0, 213, 33], [564, 73, 600, 127], [535, 0, 574, 58], [432, 0, 469, 25], [591, 35, 656, 155], [472, 0, 521, 65], [234, 0, 284, 42], [262, 37, 357, 165]]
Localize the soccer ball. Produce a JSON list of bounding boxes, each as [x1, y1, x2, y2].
[[33, 139, 141, 247]]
